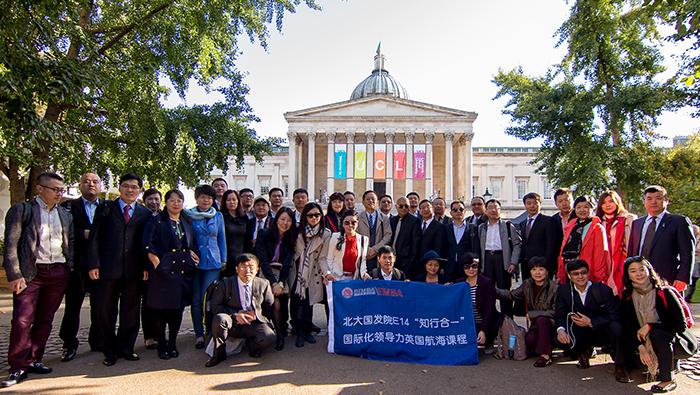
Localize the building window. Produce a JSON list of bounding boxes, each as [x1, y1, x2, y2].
[[490, 177, 503, 199], [472, 176, 479, 197], [258, 176, 271, 195], [281, 176, 289, 197], [542, 178, 552, 200], [516, 178, 529, 200], [232, 176, 247, 191]]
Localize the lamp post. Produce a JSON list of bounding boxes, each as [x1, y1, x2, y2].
[[483, 187, 492, 201]]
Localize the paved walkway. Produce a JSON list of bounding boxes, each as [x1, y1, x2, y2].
[[0, 292, 699, 394]]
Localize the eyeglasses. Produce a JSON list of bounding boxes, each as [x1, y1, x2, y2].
[[464, 264, 479, 270], [451, 207, 465, 212], [343, 220, 358, 225], [397, 204, 408, 209], [120, 184, 141, 191], [40, 184, 66, 194], [568, 269, 589, 277], [306, 213, 322, 218]]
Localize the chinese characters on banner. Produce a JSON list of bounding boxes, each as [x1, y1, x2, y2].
[[394, 144, 405, 179], [334, 144, 347, 179], [327, 280, 478, 366], [414, 144, 426, 179], [374, 144, 386, 179], [354, 144, 366, 179]]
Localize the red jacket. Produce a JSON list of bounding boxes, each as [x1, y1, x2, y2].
[[557, 216, 611, 285]]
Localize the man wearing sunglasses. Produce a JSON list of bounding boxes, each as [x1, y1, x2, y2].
[[2, 172, 73, 388], [388, 197, 420, 277], [445, 200, 480, 279]]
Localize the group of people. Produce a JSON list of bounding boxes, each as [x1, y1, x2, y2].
[[2, 171, 698, 392]]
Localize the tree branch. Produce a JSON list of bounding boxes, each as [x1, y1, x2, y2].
[[96, 1, 173, 56]]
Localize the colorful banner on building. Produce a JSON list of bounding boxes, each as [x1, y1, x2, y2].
[[414, 144, 426, 179], [354, 144, 366, 179], [327, 280, 478, 366], [374, 144, 386, 179], [334, 144, 347, 179], [394, 144, 406, 180]]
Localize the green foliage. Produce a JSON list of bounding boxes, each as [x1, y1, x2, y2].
[[0, 0, 317, 201]]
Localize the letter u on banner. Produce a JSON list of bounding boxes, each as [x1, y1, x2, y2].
[[374, 144, 386, 179], [414, 144, 426, 179], [354, 144, 366, 179], [394, 144, 405, 180], [334, 144, 347, 179]]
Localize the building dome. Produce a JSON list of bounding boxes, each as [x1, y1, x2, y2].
[[350, 50, 409, 100]]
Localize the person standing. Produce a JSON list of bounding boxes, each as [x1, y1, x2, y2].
[[388, 197, 420, 277], [59, 172, 102, 362], [406, 192, 420, 217], [627, 185, 696, 293], [356, 190, 392, 273], [414, 199, 447, 278], [551, 188, 574, 250], [343, 191, 356, 211], [139, 187, 161, 350], [445, 200, 480, 279], [1, 172, 73, 388], [239, 188, 255, 219], [268, 187, 285, 219], [324, 192, 346, 234], [211, 178, 228, 211], [596, 190, 637, 295], [465, 196, 487, 227], [142, 188, 162, 215], [246, 196, 272, 249], [221, 190, 248, 278], [432, 197, 451, 225], [87, 173, 150, 367], [379, 194, 394, 218], [322, 210, 370, 282], [519, 192, 556, 279], [292, 188, 309, 225]]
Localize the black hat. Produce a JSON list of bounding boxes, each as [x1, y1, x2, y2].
[[421, 250, 447, 267]]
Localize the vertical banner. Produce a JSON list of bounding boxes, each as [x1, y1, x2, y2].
[[374, 144, 386, 179], [414, 144, 426, 179], [394, 144, 406, 180], [354, 144, 367, 179], [334, 144, 347, 179]]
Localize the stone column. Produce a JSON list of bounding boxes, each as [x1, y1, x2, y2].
[[465, 130, 474, 198], [425, 130, 435, 198], [405, 129, 415, 195], [366, 131, 375, 191], [307, 131, 316, 201], [326, 129, 336, 196], [346, 130, 355, 192], [287, 131, 297, 194], [385, 130, 395, 199], [444, 130, 455, 201]]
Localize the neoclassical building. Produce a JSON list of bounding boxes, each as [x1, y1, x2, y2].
[[283, 51, 477, 202]]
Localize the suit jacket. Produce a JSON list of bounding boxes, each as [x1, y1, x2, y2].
[[556, 217, 610, 285], [87, 199, 150, 280], [435, 215, 452, 225], [388, 214, 420, 275], [357, 210, 392, 250], [465, 214, 487, 227], [627, 212, 696, 284], [210, 276, 274, 324], [414, 219, 447, 278], [255, 228, 295, 285], [369, 267, 406, 281], [444, 222, 480, 279], [321, 232, 369, 279], [478, 220, 522, 272], [519, 213, 557, 278], [554, 282, 619, 332], [246, 215, 272, 251], [3, 199, 74, 282], [551, 212, 573, 254], [62, 197, 102, 271]]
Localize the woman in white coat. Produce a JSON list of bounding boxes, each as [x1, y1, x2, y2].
[[322, 210, 370, 282]]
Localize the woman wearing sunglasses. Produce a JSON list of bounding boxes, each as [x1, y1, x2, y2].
[[322, 210, 370, 282]]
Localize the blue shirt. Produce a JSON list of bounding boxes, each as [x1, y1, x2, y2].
[[82, 197, 99, 224], [117, 198, 137, 217], [190, 211, 227, 270]]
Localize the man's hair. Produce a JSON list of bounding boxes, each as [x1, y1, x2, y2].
[[194, 184, 216, 199], [239, 187, 254, 196], [36, 172, 63, 184], [485, 199, 501, 208], [471, 196, 486, 205], [269, 187, 284, 197], [293, 188, 308, 198], [522, 192, 542, 205], [164, 189, 184, 202], [379, 194, 392, 202], [527, 256, 548, 271], [643, 185, 668, 199], [566, 259, 589, 273], [211, 177, 227, 186], [119, 173, 143, 188], [343, 190, 355, 197], [432, 197, 446, 204], [143, 188, 162, 200], [377, 245, 396, 257], [553, 188, 572, 200], [236, 253, 259, 267], [450, 200, 466, 210], [418, 199, 432, 208], [407, 191, 420, 199], [362, 190, 377, 200]]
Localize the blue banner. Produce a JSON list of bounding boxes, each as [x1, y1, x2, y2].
[[327, 280, 478, 366], [334, 144, 346, 179]]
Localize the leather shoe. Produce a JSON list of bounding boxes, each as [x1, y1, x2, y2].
[[304, 333, 317, 344], [103, 357, 117, 366], [169, 349, 179, 358], [614, 366, 632, 383], [249, 349, 262, 358], [576, 354, 590, 369], [204, 356, 222, 368], [533, 357, 552, 368], [120, 352, 140, 361], [195, 338, 205, 349], [310, 324, 321, 334], [651, 382, 677, 393], [61, 348, 77, 362], [1, 370, 27, 388], [158, 351, 170, 360], [29, 362, 52, 374], [295, 334, 305, 348]]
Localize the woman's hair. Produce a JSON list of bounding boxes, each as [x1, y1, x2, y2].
[[595, 190, 628, 218], [221, 189, 244, 219], [299, 202, 326, 243], [194, 184, 216, 200], [459, 252, 478, 269], [573, 195, 595, 211], [621, 256, 666, 298], [164, 189, 184, 202], [336, 210, 359, 250], [326, 192, 346, 215], [269, 206, 296, 245]]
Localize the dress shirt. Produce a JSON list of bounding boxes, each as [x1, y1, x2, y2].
[[367, 210, 377, 230], [381, 270, 393, 281], [485, 221, 502, 250], [117, 198, 137, 215], [452, 221, 467, 244], [294, 210, 302, 224], [253, 216, 267, 240], [559, 212, 571, 230], [524, 213, 539, 238], [35, 196, 66, 264], [557, 281, 592, 333], [237, 276, 254, 311], [82, 197, 99, 224], [639, 210, 666, 251], [421, 217, 434, 232]]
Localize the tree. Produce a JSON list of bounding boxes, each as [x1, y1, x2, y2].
[[0, 0, 317, 204], [493, 0, 683, 202]]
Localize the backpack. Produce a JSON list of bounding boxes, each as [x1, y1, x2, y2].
[[494, 315, 527, 360], [203, 278, 231, 339], [658, 287, 694, 329]]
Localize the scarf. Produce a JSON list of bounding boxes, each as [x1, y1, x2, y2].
[[632, 279, 659, 377], [184, 207, 217, 220], [562, 217, 592, 260], [295, 224, 322, 299]]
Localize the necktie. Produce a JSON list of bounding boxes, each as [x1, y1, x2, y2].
[[392, 218, 402, 249], [123, 205, 131, 224], [244, 284, 251, 311], [257, 219, 263, 233], [525, 217, 533, 240], [640, 216, 657, 258], [422, 221, 427, 233]]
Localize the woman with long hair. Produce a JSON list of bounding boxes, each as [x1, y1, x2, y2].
[[255, 207, 297, 350], [324, 192, 346, 234], [596, 190, 637, 295], [621, 256, 697, 393], [220, 189, 248, 278], [322, 210, 370, 282], [289, 202, 331, 348]]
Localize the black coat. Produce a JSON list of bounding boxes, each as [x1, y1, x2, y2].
[[388, 215, 420, 276], [62, 198, 102, 271], [87, 199, 150, 280], [223, 214, 248, 270], [414, 219, 447, 278], [142, 212, 197, 309], [519, 213, 557, 278], [368, 267, 406, 281], [444, 222, 480, 279], [455, 275, 504, 334], [246, 215, 272, 252], [465, 214, 487, 227], [254, 228, 294, 284], [554, 282, 619, 331]]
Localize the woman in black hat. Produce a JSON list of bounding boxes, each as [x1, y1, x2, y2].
[[415, 250, 451, 284]]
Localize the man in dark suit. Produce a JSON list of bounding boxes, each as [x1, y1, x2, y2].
[[551, 188, 573, 252], [205, 253, 276, 367], [627, 185, 696, 292], [211, 177, 228, 211], [519, 192, 557, 280], [87, 173, 150, 367], [432, 197, 452, 225], [465, 196, 487, 227], [414, 199, 446, 278], [59, 172, 102, 362], [368, 246, 406, 281], [554, 259, 630, 383], [246, 196, 272, 251], [357, 190, 392, 272], [389, 197, 420, 277], [445, 200, 480, 279]]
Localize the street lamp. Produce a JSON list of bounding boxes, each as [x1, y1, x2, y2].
[[483, 187, 492, 200]]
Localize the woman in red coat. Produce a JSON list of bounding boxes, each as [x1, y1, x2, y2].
[[557, 196, 610, 285], [596, 190, 637, 295]]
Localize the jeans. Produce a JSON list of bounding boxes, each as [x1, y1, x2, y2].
[[191, 268, 220, 337]]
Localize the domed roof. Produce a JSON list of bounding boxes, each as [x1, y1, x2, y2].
[[350, 49, 409, 101]]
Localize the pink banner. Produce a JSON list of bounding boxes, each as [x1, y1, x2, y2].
[[394, 144, 405, 180], [413, 144, 426, 179]]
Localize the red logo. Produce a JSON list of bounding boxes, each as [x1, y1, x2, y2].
[[342, 287, 354, 298]]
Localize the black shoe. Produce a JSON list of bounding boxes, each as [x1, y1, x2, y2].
[[275, 337, 285, 351], [29, 362, 52, 374], [119, 352, 140, 361], [651, 382, 677, 393], [0, 370, 27, 388], [576, 354, 590, 369], [295, 334, 305, 348], [169, 348, 179, 358], [103, 357, 117, 366], [145, 339, 158, 350], [158, 351, 170, 360], [310, 324, 321, 334], [614, 366, 632, 383], [195, 338, 205, 349], [249, 349, 262, 358], [61, 348, 77, 362], [205, 356, 222, 367], [304, 333, 317, 344]]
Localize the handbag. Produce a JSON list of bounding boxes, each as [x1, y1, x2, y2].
[[269, 262, 289, 294], [494, 316, 527, 361]]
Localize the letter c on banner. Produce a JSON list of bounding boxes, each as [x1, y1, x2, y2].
[[375, 160, 385, 171]]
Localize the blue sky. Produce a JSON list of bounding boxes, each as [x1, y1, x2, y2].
[[163, 0, 698, 147]]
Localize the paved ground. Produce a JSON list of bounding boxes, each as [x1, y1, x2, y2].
[[0, 292, 699, 394]]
